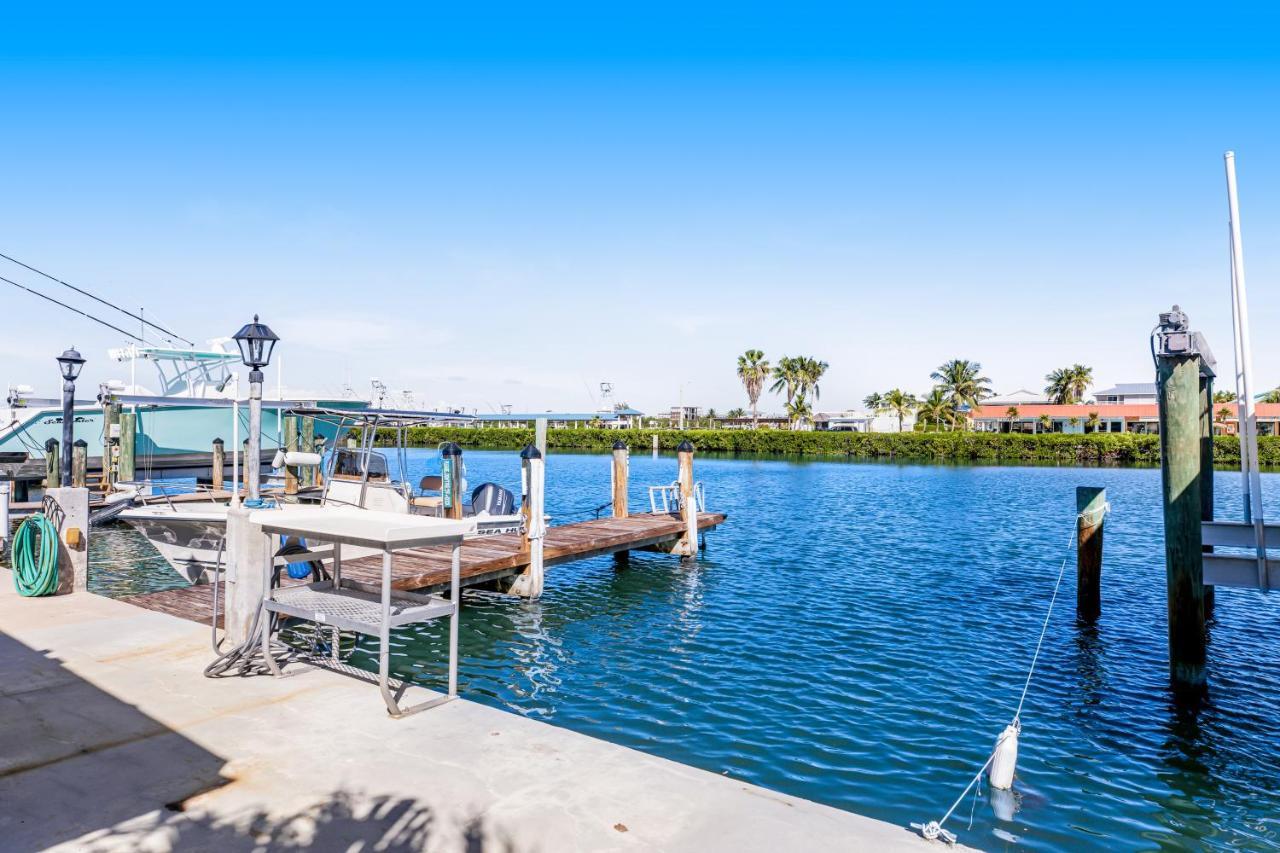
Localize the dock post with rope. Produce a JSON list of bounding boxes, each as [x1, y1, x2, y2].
[[1075, 486, 1106, 621]]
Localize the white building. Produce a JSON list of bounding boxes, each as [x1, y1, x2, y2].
[[984, 389, 1051, 406], [816, 409, 917, 433], [1094, 383, 1157, 405]]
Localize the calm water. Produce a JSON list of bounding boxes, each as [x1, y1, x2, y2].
[[85, 450, 1280, 851]]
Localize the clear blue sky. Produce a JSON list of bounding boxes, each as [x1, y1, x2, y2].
[[4, 4, 1280, 413]]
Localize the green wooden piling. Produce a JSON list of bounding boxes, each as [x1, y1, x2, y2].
[[1199, 375, 1215, 619], [1157, 353, 1206, 692], [1076, 486, 1106, 621], [44, 438, 60, 489], [118, 413, 136, 483]]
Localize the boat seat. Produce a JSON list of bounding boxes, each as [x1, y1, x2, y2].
[[412, 495, 443, 509]]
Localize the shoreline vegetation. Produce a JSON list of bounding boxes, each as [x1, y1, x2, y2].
[[379, 426, 1274, 466]]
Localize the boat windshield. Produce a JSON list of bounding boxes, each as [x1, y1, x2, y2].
[[331, 447, 389, 481]]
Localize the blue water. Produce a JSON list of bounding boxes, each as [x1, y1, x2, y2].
[[93, 450, 1280, 850]]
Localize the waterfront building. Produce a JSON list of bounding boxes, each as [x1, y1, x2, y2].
[[971, 401, 1280, 435], [1093, 383, 1157, 405], [473, 408, 644, 429]]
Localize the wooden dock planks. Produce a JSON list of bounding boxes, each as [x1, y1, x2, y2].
[[119, 511, 727, 625]]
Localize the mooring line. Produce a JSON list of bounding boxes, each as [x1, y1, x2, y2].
[[913, 502, 1110, 845]]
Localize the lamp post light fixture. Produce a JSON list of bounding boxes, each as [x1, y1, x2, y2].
[[232, 315, 279, 501], [55, 346, 86, 487]]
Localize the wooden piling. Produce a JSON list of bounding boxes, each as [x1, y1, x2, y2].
[[442, 442, 464, 520], [72, 439, 88, 489], [1198, 376, 1216, 619], [300, 416, 315, 488], [118, 413, 136, 483], [677, 440, 696, 558], [1157, 352, 1206, 692], [1076, 486, 1106, 621], [313, 435, 326, 487], [102, 401, 119, 489], [535, 418, 548, 457], [212, 438, 225, 490], [611, 441, 629, 518], [509, 443, 545, 597], [44, 438, 60, 489], [652, 433, 659, 453], [283, 416, 299, 495]]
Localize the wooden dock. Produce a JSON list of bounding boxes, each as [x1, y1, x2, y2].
[[120, 511, 727, 625]]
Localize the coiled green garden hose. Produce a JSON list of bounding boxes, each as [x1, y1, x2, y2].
[[12, 513, 59, 597]]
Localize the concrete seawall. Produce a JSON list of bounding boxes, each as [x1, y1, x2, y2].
[[0, 574, 954, 851]]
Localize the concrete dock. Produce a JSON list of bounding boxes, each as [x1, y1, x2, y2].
[[0, 575, 947, 852]]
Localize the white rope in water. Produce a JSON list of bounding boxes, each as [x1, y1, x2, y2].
[[913, 502, 1111, 845]]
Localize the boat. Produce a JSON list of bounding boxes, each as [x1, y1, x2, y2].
[[117, 407, 518, 582], [1, 341, 358, 479]]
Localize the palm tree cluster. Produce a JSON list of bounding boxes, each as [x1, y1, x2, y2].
[[918, 359, 993, 430], [863, 388, 918, 431], [736, 351, 828, 428], [1044, 364, 1094, 404]]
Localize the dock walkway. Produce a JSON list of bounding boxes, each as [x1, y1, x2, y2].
[[121, 511, 727, 625]]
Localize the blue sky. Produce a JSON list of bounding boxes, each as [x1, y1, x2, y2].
[[4, 4, 1280, 413]]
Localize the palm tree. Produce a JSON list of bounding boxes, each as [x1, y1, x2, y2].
[[785, 392, 811, 428], [1006, 406, 1020, 432], [769, 356, 801, 406], [1039, 413, 1053, 433], [882, 388, 917, 432], [1068, 365, 1094, 403], [797, 357, 829, 405], [916, 388, 951, 431], [1086, 411, 1101, 433], [1216, 406, 1232, 425], [1263, 388, 1280, 404], [863, 391, 885, 413], [726, 407, 746, 419], [736, 350, 771, 429], [1045, 365, 1094, 404], [931, 359, 992, 429], [1213, 390, 1237, 404]]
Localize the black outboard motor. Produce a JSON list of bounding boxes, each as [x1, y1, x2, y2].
[[470, 482, 515, 516]]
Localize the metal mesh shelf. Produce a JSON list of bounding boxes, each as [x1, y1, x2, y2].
[[265, 582, 454, 633]]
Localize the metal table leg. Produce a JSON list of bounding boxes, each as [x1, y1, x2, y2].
[[448, 541, 460, 698], [378, 548, 399, 715]]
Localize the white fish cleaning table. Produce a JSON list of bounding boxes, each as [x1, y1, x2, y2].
[[250, 507, 476, 717]]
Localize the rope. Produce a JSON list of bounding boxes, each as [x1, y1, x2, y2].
[[11, 513, 59, 596], [914, 502, 1111, 845]]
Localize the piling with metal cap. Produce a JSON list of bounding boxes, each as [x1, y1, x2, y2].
[[512, 443, 545, 597], [1076, 486, 1106, 621], [1155, 309, 1207, 692], [442, 442, 464, 519]]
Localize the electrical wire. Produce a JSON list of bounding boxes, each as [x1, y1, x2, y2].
[[0, 251, 192, 345]]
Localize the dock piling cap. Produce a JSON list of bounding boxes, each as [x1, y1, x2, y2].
[[441, 442, 463, 457], [519, 443, 542, 460], [676, 440, 695, 453], [612, 440, 628, 451]]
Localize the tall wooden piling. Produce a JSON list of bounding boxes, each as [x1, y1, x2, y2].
[[1076, 486, 1106, 621], [283, 416, 299, 495], [118, 413, 136, 483], [44, 438, 60, 489], [442, 442, 464, 520], [677, 440, 697, 558], [72, 439, 88, 489], [1199, 375, 1216, 619], [212, 438, 225, 490], [102, 401, 119, 489], [510, 443, 546, 598], [1157, 351, 1206, 691], [611, 441, 629, 518]]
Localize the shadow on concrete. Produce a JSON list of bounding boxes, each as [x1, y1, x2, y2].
[[0, 630, 230, 850], [74, 790, 524, 852]]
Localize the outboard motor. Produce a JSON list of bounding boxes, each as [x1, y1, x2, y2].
[[470, 482, 515, 516]]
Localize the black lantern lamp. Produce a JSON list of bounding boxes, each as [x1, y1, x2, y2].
[[55, 346, 85, 487], [232, 315, 278, 379]]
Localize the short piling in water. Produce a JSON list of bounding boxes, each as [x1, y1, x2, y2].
[[71, 440, 87, 489], [44, 438, 59, 489], [1076, 487, 1106, 621], [1157, 345, 1207, 692]]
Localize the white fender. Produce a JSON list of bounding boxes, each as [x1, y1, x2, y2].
[[988, 723, 1019, 790], [283, 451, 322, 467], [271, 450, 286, 469]]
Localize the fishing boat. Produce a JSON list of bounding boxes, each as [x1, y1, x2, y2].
[[117, 407, 519, 582]]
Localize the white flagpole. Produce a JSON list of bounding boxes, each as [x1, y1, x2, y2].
[[1224, 150, 1267, 589]]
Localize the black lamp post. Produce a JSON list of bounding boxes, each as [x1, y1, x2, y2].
[[232, 315, 278, 501], [55, 347, 85, 488]]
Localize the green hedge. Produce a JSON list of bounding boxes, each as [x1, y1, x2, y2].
[[360, 426, 1280, 465]]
